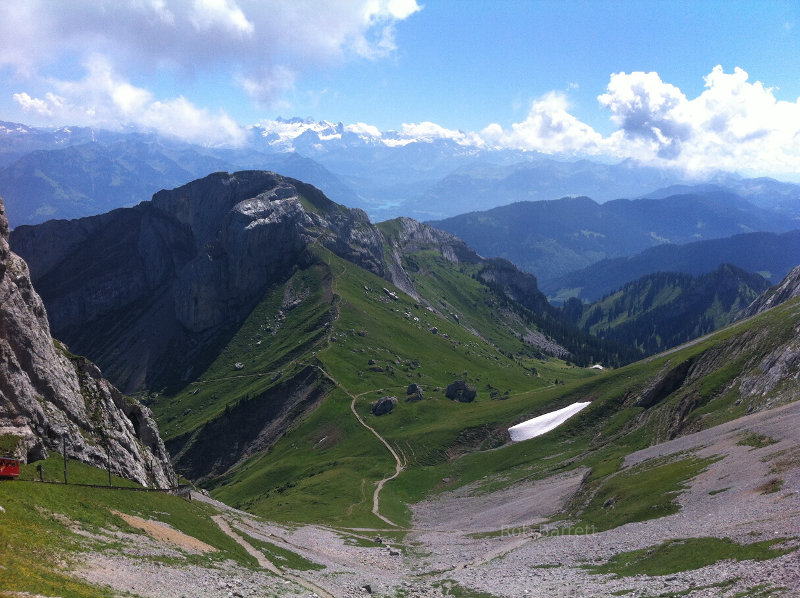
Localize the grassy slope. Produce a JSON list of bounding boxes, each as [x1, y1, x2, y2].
[[0, 457, 257, 598], [570, 266, 768, 358], [208, 247, 596, 526], [9, 265, 799, 596], [154, 263, 333, 443], [377, 296, 800, 529], [162, 237, 800, 539]]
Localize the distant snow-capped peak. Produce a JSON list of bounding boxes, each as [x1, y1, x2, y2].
[[249, 117, 485, 151]]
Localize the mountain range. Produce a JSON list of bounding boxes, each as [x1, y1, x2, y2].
[[430, 191, 800, 284], [4, 118, 800, 228], [11, 170, 636, 481], [3, 165, 800, 596], [561, 264, 770, 357], [544, 229, 800, 302]]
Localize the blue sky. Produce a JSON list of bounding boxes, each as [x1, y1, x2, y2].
[[1, 0, 799, 178], [299, 0, 800, 133]]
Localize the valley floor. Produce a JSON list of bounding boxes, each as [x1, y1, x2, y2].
[[69, 400, 800, 598]]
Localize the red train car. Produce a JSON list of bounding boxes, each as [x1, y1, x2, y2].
[[0, 457, 20, 479]]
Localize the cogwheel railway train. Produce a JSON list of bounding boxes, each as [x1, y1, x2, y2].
[[0, 457, 20, 479]]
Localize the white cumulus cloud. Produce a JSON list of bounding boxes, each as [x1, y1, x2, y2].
[[597, 66, 800, 175], [481, 92, 603, 154], [344, 122, 382, 138], [391, 121, 485, 147], [482, 66, 800, 179], [0, 0, 421, 133], [14, 56, 246, 146]]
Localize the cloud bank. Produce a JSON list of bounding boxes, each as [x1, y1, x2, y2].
[[1, 0, 797, 181], [1, 0, 421, 145], [484, 66, 800, 177]]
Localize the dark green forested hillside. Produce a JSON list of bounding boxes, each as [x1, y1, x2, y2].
[[562, 264, 769, 358]]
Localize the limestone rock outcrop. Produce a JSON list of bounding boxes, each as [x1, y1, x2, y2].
[[740, 264, 800, 318], [445, 380, 478, 403], [0, 195, 175, 487], [11, 172, 386, 392]]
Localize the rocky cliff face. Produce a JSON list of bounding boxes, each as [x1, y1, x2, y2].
[[0, 194, 175, 487], [740, 264, 800, 318], [11, 171, 387, 392], [379, 217, 483, 299], [626, 294, 800, 443], [11, 172, 577, 393]]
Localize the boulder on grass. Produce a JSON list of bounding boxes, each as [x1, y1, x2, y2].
[[445, 380, 477, 402], [371, 396, 397, 416]]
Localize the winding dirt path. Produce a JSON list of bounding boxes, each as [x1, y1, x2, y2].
[[348, 394, 405, 527], [302, 362, 405, 527]]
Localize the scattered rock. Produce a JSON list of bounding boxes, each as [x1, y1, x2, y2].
[[445, 380, 478, 402], [234, 362, 245, 371], [371, 396, 397, 416], [361, 583, 373, 594], [405, 383, 424, 401]]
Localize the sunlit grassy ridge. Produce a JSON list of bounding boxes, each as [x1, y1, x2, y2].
[[160, 231, 800, 534], [206, 246, 596, 525]]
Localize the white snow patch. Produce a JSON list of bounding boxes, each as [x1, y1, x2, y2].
[[508, 402, 591, 442]]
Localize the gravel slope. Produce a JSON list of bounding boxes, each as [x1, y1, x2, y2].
[[75, 401, 800, 597]]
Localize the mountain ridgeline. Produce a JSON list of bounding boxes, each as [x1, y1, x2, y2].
[[545, 229, 800, 303], [11, 171, 631, 481], [429, 192, 800, 285], [6, 119, 800, 228]]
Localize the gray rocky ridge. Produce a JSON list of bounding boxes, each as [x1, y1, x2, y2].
[[0, 194, 175, 487], [11, 171, 567, 393], [11, 171, 388, 391], [740, 263, 800, 318]]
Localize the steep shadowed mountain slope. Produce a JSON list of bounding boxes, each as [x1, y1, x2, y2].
[[10, 171, 386, 392], [562, 264, 770, 357]]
